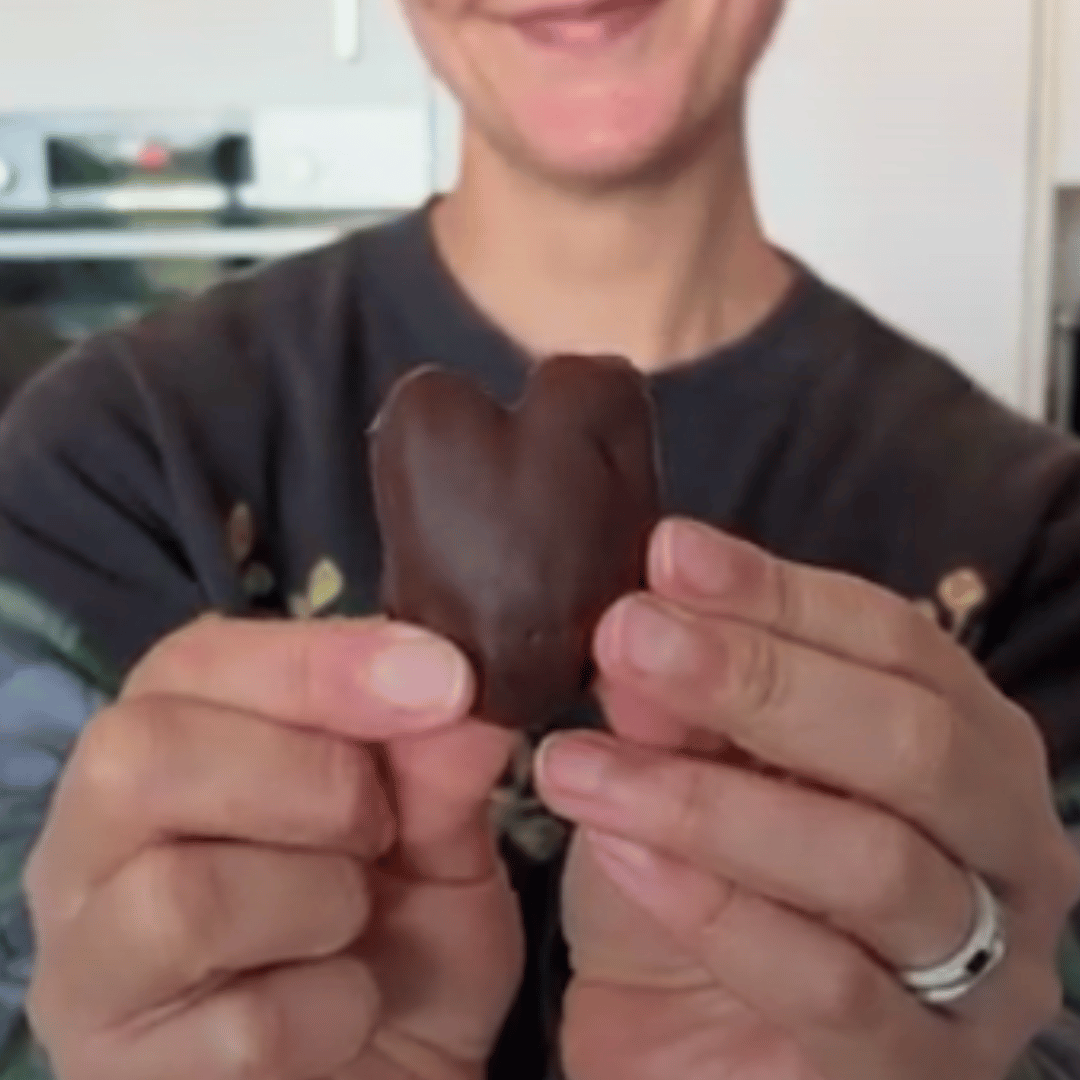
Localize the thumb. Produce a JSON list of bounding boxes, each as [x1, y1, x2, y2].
[[384, 718, 517, 882]]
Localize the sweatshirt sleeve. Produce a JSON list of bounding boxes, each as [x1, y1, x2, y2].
[[0, 602, 115, 1079], [0, 330, 234, 1076]]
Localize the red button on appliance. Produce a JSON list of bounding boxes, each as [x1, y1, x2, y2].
[[136, 143, 170, 171]]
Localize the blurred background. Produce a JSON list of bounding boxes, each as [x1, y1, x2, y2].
[[0, 0, 1077, 427]]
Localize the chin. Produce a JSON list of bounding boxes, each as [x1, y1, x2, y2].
[[517, 136, 673, 188], [491, 81, 710, 189], [523, 123, 675, 185]]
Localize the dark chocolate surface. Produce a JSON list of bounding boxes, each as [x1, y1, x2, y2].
[[369, 354, 662, 734]]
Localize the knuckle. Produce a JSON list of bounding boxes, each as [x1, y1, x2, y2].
[[807, 952, 888, 1031], [730, 628, 786, 715], [213, 988, 289, 1080], [122, 614, 222, 699], [846, 816, 920, 925], [1010, 704, 1050, 773], [75, 700, 166, 808], [886, 697, 958, 803], [662, 760, 716, 853], [316, 857, 372, 952], [335, 956, 382, 1029], [877, 595, 934, 669], [1002, 707, 1057, 808], [311, 738, 374, 846], [772, 559, 803, 638], [127, 845, 230, 984]]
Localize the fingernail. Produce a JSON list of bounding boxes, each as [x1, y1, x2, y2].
[[363, 634, 469, 712], [620, 599, 694, 676], [659, 519, 734, 596], [537, 734, 612, 796]]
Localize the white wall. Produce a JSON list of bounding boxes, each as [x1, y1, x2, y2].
[[749, 0, 1037, 409], [1, 0, 1041, 409], [433, 1, 1040, 408], [0, 0, 430, 109], [1054, 0, 1080, 182]]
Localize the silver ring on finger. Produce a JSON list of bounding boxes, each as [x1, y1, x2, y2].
[[898, 868, 1007, 1007]]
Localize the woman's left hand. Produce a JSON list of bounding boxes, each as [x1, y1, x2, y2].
[[534, 518, 1080, 1080]]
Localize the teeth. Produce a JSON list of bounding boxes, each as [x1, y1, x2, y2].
[[547, 19, 608, 42], [513, 0, 653, 45], [518, 0, 625, 23]]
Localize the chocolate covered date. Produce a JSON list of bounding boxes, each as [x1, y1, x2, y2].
[[369, 354, 661, 735]]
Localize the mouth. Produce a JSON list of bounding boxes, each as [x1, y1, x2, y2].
[[503, 0, 664, 53]]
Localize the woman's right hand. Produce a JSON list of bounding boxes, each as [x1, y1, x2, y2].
[[23, 613, 525, 1080]]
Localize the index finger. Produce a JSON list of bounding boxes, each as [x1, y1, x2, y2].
[[123, 613, 475, 741], [648, 518, 981, 695]]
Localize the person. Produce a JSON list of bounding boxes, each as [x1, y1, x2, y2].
[[2, 0, 1080, 1076]]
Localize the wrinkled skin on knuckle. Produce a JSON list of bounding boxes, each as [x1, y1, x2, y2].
[[1004, 701, 1050, 776], [317, 857, 372, 954], [212, 987, 291, 1080], [884, 696, 959, 808], [771, 559, 803, 640], [339, 959, 382, 1045], [658, 758, 717, 857], [728, 627, 786, 719], [75, 697, 177, 818], [877, 593, 939, 673], [310, 736, 379, 850], [844, 815, 922, 929], [128, 844, 232, 988]]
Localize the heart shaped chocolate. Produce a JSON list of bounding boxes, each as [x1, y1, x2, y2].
[[369, 354, 662, 735]]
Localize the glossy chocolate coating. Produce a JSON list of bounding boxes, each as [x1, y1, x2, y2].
[[369, 354, 662, 735]]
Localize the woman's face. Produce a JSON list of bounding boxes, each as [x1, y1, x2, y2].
[[402, 0, 784, 187]]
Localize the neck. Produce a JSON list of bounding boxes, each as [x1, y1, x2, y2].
[[430, 112, 794, 374]]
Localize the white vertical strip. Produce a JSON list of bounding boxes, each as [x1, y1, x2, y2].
[[331, 0, 362, 61], [1019, 0, 1061, 420]]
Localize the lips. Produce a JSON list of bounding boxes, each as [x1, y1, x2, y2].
[[505, 0, 660, 49], [509, 0, 635, 23]]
